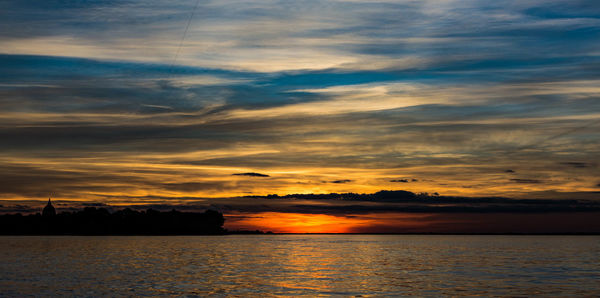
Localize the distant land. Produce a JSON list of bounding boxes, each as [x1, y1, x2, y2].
[[1, 190, 600, 234], [0, 199, 228, 235]]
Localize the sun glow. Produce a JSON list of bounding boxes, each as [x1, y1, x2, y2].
[[225, 212, 434, 233], [225, 212, 369, 233]]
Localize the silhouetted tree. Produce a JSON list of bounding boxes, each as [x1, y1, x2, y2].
[[0, 207, 226, 235]]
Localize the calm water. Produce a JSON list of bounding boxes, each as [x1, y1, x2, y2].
[[1, 235, 599, 297]]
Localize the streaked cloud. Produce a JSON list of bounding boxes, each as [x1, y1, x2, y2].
[[233, 172, 270, 177], [0, 0, 599, 214]]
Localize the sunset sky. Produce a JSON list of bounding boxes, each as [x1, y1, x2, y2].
[[1, 0, 599, 232]]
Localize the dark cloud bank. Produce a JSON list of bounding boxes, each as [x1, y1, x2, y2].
[[4, 190, 599, 215], [232, 172, 270, 177]]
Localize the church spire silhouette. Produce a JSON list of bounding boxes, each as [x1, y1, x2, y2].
[[42, 197, 56, 217]]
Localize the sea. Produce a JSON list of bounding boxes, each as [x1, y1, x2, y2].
[[1, 235, 599, 297]]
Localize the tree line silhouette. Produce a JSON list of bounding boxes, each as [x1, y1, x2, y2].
[[0, 207, 226, 235]]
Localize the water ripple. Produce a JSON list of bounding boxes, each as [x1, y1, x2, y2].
[[1, 235, 599, 296]]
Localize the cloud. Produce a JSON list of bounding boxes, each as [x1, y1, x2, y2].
[[390, 179, 409, 183], [0, 0, 599, 202], [162, 182, 227, 192], [81, 202, 109, 207], [7, 189, 600, 216], [561, 162, 590, 168], [329, 180, 353, 184], [232, 172, 270, 177], [510, 179, 543, 184]]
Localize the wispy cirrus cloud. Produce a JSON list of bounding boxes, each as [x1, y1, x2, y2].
[[0, 0, 599, 204]]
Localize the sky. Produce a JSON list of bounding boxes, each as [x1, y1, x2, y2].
[[1, 0, 599, 232]]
